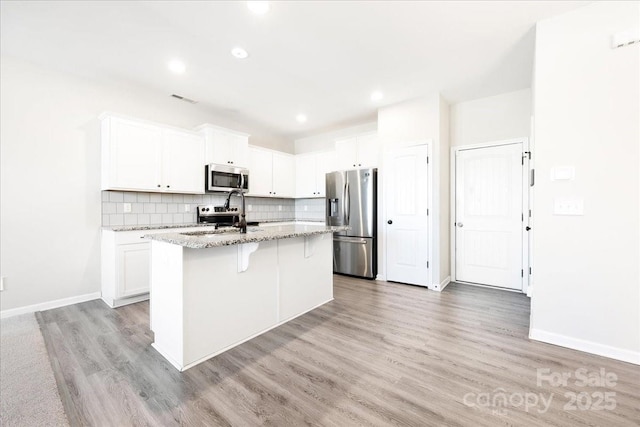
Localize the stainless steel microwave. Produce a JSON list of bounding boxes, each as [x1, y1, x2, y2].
[[205, 164, 249, 193]]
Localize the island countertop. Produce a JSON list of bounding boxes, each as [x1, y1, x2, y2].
[[146, 224, 348, 249]]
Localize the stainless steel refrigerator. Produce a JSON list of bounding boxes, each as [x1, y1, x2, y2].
[[326, 168, 377, 279]]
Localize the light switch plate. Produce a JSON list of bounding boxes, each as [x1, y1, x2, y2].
[[184, 204, 190, 212], [554, 198, 584, 215], [123, 203, 132, 213]]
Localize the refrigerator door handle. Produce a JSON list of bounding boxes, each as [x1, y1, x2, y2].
[[333, 236, 368, 244], [345, 181, 350, 224]]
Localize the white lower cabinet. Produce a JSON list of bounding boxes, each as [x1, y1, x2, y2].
[[102, 227, 212, 307]]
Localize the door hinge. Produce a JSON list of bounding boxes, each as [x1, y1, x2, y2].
[[530, 169, 535, 187], [427, 261, 430, 268], [521, 156, 524, 165], [529, 267, 532, 275], [521, 269, 524, 277], [529, 209, 532, 218], [427, 209, 429, 216], [426, 157, 430, 164], [525, 151, 532, 159], [521, 213, 524, 221]]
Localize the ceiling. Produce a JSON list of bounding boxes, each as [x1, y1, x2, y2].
[[0, 1, 588, 139]]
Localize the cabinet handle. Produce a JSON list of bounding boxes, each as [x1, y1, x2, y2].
[[166, 185, 170, 188], [157, 184, 161, 187]]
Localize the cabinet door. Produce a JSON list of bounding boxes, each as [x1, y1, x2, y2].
[[162, 129, 205, 193], [335, 137, 359, 170], [229, 133, 249, 168], [109, 117, 163, 191], [272, 152, 295, 198], [206, 129, 234, 165], [248, 147, 273, 196], [295, 154, 317, 198], [357, 133, 379, 168], [315, 151, 336, 197], [117, 242, 150, 298]]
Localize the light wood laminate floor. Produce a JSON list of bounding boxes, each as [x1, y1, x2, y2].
[[37, 277, 639, 426]]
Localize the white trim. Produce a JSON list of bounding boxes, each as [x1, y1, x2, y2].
[[530, 329, 640, 365], [0, 292, 101, 319], [450, 138, 531, 293], [431, 276, 451, 292], [102, 293, 150, 308], [375, 274, 387, 281]]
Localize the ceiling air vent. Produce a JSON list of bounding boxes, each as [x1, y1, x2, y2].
[[171, 94, 198, 104]]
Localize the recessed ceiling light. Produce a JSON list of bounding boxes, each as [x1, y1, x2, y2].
[[370, 91, 384, 102], [168, 59, 186, 74], [231, 47, 249, 59], [296, 114, 307, 123], [247, 1, 269, 15]]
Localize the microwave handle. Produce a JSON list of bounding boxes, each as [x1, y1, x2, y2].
[[240, 174, 245, 190]]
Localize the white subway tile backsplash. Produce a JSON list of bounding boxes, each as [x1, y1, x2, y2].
[[102, 191, 317, 226], [110, 214, 124, 226], [162, 213, 174, 224], [124, 193, 137, 202], [124, 214, 137, 225]]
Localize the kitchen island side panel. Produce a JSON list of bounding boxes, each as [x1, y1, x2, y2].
[[150, 240, 185, 368], [182, 241, 279, 366], [278, 235, 333, 322]]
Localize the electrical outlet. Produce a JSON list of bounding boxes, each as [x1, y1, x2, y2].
[[304, 206, 308, 211], [247, 204, 253, 211], [278, 205, 282, 211], [123, 203, 132, 213], [0, 277, 5, 292], [184, 204, 190, 212]]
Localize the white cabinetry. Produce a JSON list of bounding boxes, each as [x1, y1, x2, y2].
[[335, 132, 379, 170], [101, 114, 204, 194], [101, 226, 213, 307], [196, 124, 249, 168], [248, 146, 295, 197], [295, 151, 336, 198]]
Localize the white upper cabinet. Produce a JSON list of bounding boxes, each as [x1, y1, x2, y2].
[[197, 124, 249, 168], [161, 129, 205, 193], [101, 114, 204, 194], [248, 146, 295, 198], [295, 150, 336, 198], [335, 132, 379, 170]]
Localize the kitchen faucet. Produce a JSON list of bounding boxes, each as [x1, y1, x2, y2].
[[224, 189, 247, 233]]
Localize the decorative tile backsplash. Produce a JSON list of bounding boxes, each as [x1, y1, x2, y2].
[[101, 191, 325, 226]]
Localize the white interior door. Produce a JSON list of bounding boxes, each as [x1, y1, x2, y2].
[[385, 145, 429, 287], [455, 143, 523, 290]]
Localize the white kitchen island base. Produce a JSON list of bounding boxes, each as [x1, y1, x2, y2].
[[149, 232, 334, 371]]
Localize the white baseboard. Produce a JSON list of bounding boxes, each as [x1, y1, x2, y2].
[[0, 292, 101, 319], [430, 276, 451, 292], [530, 328, 640, 365], [375, 274, 386, 281]]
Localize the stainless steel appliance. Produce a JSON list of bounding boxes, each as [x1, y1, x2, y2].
[[197, 205, 258, 228], [326, 168, 377, 279], [205, 164, 249, 193]]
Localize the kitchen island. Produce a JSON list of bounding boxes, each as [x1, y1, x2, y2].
[[146, 224, 346, 371]]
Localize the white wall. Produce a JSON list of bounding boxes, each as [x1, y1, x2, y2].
[[530, 1, 640, 364], [450, 89, 532, 147], [294, 122, 377, 154], [0, 56, 290, 313], [377, 95, 450, 287]]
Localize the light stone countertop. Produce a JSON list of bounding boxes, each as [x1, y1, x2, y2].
[[104, 219, 325, 232], [145, 224, 348, 249]]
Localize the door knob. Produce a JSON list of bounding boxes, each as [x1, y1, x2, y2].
[[457, 222, 463, 227], [387, 220, 393, 225]]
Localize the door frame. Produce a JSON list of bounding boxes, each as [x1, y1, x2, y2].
[[450, 138, 531, 293], [381, 141, 433, 288]]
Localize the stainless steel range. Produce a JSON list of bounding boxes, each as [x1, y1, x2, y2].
[[196, 205, 258, 228]]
